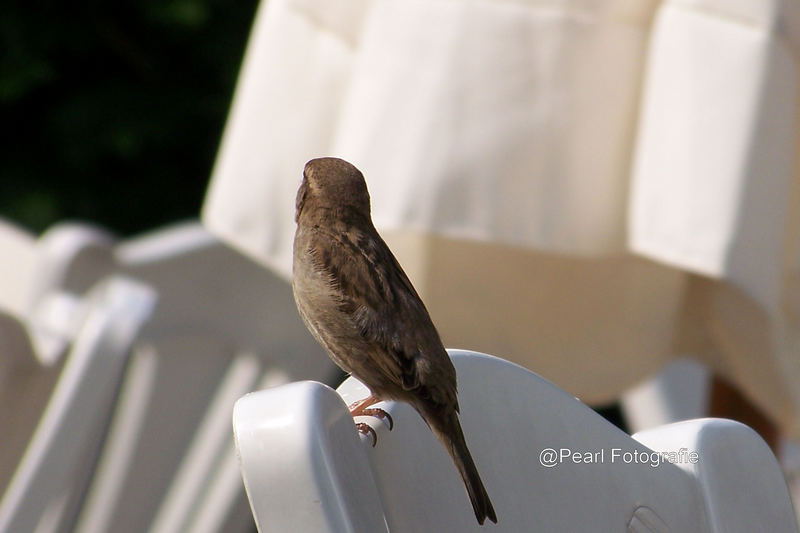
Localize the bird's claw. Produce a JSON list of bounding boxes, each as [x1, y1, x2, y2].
[[356, 422, 378, 446], [353, 406, 393, 446], [359, 407, 394, 430]]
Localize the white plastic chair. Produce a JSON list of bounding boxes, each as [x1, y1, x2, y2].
[[233, 349, 798, 532], [1, 220, 334, 533], [68, 222, 333, 533]]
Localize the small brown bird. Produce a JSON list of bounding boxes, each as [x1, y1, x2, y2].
[[292, 157, 497, 525]]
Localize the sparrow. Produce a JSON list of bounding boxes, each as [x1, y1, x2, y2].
[[292, 157, 497, 525]]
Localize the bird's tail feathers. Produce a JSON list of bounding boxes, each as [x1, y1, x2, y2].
[[431, 411, 497, 525]]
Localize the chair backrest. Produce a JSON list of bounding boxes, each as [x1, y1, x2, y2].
[[233, 349, 798, 532], [84, 222, 332, 533], [62, 221, 331, 533]]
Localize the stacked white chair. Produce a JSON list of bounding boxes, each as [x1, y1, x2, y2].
[[0, 219, 118, 494], [0, 218, 156, 533], [0, 219, 334, 533]]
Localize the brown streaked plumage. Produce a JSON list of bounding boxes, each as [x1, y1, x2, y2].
[[292, 157, 497, 525]]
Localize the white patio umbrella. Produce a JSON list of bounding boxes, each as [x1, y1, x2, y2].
[[203, 0, 800, 436]]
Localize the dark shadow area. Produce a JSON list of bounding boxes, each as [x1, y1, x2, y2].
[[0, 1, 258, 236]]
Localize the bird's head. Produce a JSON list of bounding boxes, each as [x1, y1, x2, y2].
[[296, 157, 372, 223]]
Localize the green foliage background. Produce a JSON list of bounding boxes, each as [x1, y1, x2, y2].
[[0, 0, 258, 236]]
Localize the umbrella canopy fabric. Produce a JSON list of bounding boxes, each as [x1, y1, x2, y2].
[[203, 0, 800, 435]]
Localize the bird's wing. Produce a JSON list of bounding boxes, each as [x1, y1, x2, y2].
[[309, 224, 447, 395]]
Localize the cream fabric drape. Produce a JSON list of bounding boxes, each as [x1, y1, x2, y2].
[[203, 0, 800, 435]]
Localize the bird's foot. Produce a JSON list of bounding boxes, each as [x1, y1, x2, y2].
[[356, 422, 378, 446], [349, 395, 393, 445], [348, 395, 394, 430], [347, 395, 380, 415]]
